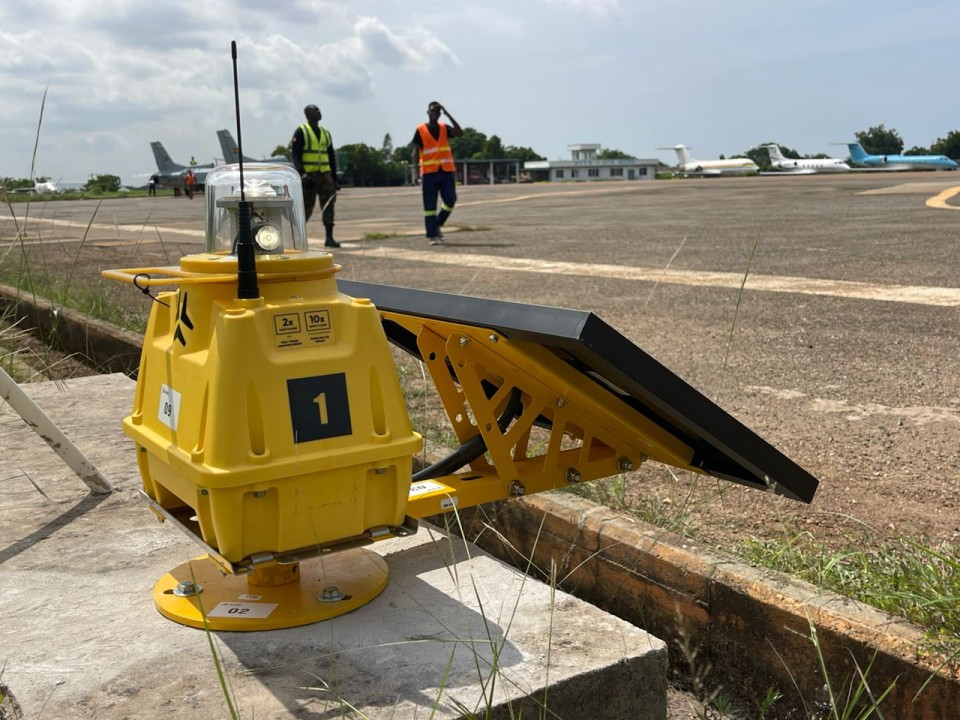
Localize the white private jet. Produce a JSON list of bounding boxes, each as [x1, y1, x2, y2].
[[4, 178, 62, 194], [661, 145, 758, 177], [762, 144, 850, 174]]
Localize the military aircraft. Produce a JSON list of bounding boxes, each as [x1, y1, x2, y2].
[[846, 142, 958, 171], [216, 130, 293, 167], [660, 145, 758, 177], [762, 144, 850, 174], [150, 141, 215, 190]]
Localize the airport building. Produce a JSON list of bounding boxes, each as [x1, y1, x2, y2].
[[523, 143, 659, 182]]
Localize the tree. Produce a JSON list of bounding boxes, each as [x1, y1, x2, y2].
[[1, 177, 34, 190], [855, 125, 903, 155], [477, 134, 505, 160], [337, 143, 407, 187], [392, 143, 414, 164], [504, 145, 545, 163], [271, 144, 291, 160], [931, 130, 960, 159], [450, 127, 487, 160], [904, 145, 930, 156], [598, 148, 632, 160], [743, 147, 770, 170], [83, 174, 121, 193], [381, 133, 394, 161]]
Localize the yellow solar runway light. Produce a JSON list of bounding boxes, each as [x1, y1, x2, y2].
[[103, 163, 423, 630], [105, 165, 819, 632]]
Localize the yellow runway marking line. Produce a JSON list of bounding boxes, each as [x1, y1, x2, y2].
[[367, 247, 960, 308], [925, 186, 960, 210]]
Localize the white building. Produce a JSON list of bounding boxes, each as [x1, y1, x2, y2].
[[524, 143, 659, 182]]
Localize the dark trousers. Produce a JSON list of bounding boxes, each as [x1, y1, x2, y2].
[[303, 172, 336, 227], [421, 170, 457, 238]]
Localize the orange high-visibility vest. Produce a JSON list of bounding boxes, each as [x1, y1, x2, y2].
[[417, 123, 455, 174]]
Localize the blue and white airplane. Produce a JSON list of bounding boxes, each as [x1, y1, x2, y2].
[[847, 142, 958, 171]]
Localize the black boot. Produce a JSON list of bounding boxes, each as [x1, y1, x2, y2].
[[324, 225, 340, 248]]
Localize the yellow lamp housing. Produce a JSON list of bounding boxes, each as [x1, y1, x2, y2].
[[103, 163, 423, 629]]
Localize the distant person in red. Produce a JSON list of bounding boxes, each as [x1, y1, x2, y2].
[[412, 101, 462, 245], [184, 170, 196, 199]]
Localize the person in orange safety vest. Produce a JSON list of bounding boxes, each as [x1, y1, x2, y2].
[[411, 101, 463, 245]]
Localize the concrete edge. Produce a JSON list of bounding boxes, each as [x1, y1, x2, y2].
[[435, 494, 959, 718], [0, 283, 142, 375], [3, 285, 957, 717]]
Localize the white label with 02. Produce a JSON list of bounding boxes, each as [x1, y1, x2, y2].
[[208, 602, 278, 619]]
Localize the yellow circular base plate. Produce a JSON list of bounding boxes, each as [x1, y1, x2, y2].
[[153, 550, 388, 631]]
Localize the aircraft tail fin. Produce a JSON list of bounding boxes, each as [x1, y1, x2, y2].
[[847, 142, 870, 163], [217, 129, 244, 164], [673, 144, 692, 165], [763, 144, 785, 162], [151, 142, 185, 173]]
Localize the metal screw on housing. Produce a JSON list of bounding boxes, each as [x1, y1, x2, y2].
[[459, 337, 470, 347], [617, 457, 634, 473], [508, 480, 526, 497], [318, 585, 345, 603], [173, 579, 202, 597], [639, 452, 649, 463], [564, 468, 582, 484]]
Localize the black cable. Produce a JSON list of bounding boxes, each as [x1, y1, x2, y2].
[[132, 273, 169, 307], [413, 387, 523, 482]]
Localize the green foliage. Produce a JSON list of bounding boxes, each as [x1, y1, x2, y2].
[[391, 143, 413, 164], [380, 132, 394, 161], [450, 127, 487, 160], [744, 147, 771, 170], [82, 173, 121, 193], [741, 533, 960, 657], [337, 142, 406, 186], [904, 145, 930, 156], [270, 144, 291, 160], [476, 134, 505, 159], [504, 145, 544, 163], [1, 177, 38, 190], [930, 130, 960, 159], [597, 148, 632, 160], [855, 124, 903, 155]]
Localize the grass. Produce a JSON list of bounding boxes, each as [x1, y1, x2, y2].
[[741, 532, 960, 658]]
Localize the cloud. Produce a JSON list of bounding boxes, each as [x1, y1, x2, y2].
[[352, 16, 459, 71], [544, 0, 619, 16]]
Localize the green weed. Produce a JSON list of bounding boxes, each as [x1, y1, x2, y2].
[[741, 532, 960, 658]]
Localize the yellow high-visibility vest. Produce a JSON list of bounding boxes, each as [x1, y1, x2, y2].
[[300, 124, 331, 172], [417, 123, 455, 174]]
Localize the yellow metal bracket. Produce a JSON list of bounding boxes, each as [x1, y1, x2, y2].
[[394, 313, 698, 519]]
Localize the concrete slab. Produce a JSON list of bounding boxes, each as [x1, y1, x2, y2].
[[0, 374, 667, 719]]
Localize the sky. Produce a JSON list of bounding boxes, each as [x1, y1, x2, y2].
[[2, 0, 960, 186]]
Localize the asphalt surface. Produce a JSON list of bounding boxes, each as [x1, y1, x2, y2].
[[3, 173, 960, 547]]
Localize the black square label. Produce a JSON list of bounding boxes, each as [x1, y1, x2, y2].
[[287, 374, 352, 443]]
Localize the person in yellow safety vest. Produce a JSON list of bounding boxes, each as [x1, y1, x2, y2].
[[411, 101, 463, 246], [291, 104, 340, 248]]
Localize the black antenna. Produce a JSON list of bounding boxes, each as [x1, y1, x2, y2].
[[231, 40, 259, 300]]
